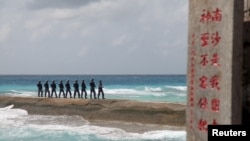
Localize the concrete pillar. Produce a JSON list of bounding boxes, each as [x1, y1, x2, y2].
[[186, 0, 243, 141]]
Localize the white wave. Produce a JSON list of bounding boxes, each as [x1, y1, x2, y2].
[[105, 86, 186, 95], [23, 122, 186, 141], [87, 127, 186, 140], [10, 90, 22, 93], [0, 105, 28, 119], [165, 86, 187, 91], [0, 108, 186, 141], [140, 130, 186, 140], [144, 87, 163, 92], [2, 90, 36, 97], [0, 104, 14, 111], [104, 88, 149, 95]]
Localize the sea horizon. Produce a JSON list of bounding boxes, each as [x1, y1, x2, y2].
[[0, 74, 187, 104]]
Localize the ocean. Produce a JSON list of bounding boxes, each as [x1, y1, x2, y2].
[[0, 75, 187, 141]]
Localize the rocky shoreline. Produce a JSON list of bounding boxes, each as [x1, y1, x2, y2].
[[0, 96, 186, 128]]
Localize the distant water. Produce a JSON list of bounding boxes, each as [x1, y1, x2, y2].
[[0, 75, 187, 103], [0, 75, 187, 141]]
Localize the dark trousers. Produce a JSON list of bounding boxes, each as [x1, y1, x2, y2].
[[81, 89, 87, 98], [38, 90, 43, 97], [90, 88, 96, 99], [74, 90, 80, 98], [44, 89, 50, 97], [51, 90, 57, 98], [98, 89, 105, 99], [66, 90, 72, 98], [59, 90, 65, 98]]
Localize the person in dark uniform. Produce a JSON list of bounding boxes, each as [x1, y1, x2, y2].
[[65, 80, 72, 98], [98, 80, 105, 99], [50, 80, 57, 98], [73, 80, 80, 98], [37, 81, 43, 97], [44, 80, 50, 97], [81, 80, 87, 99], [58, 80, 65, 98], [89, 79, 96, 99]]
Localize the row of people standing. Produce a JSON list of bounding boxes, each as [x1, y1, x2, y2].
[[37, 79, 105, 99]]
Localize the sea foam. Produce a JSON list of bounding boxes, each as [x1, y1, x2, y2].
[[0, 104, 28, 119], [0, 105, 186, 141]]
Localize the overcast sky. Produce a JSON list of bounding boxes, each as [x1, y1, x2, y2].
[[0, 0, 188, 75]]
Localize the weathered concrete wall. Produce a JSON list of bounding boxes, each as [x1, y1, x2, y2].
[[186, 0, 243, 141]]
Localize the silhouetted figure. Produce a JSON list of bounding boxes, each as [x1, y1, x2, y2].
[[81, 80, 87, 99], [73, 80, 80, 98], [44, 80, 50, 97], [65, 80, 72, 98], [89, 79, 96, 99], [50, 80, 57, 98], [98, 80, 105, 99], [37, 81, 43, 97], [58, 80, 66, 98]]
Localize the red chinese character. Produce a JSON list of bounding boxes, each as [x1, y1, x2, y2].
[[190, 70, 195, 78], [190, 78, 194, 85], [211, 98, 220, 112], [200, 9, 212, 23], [198, 97, 208, 110], [201, 33, 209, 47], [189, 110, 194, 129], [212, 8, 222, 22], [191, 50, 196, 56], [211, 32, 221, 47], [190, 86, 194, 91], [210, 53, 220, 67], [199, 75, 208, 89], [190, 119, 193, 129], [190, 100, 194, 107], [191, 72, 195, 78], [192, 34, 195, 46], [210, 75, 220, 90], [212, 119, 218, 125], [191, 57, 195, 63], [198, 119, 208, 131], [189, 92, 194, 107], [200, 54, 209, 66]]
